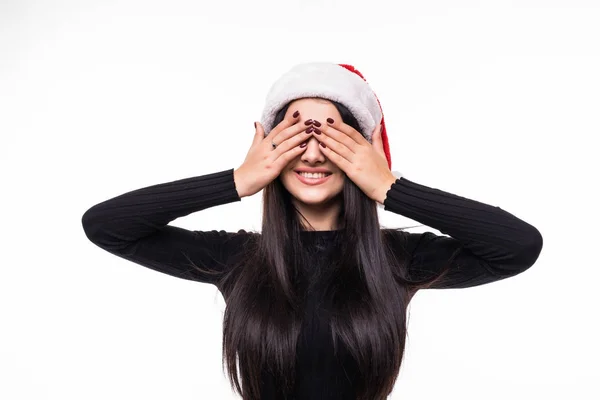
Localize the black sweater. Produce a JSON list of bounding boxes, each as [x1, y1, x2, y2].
[[81, 168, 543, 399]]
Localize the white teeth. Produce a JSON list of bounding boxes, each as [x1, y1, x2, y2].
[[298, 172, 329, 179]]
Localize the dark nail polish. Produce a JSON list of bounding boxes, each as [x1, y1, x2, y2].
[[293, 111, 300, 118], [314, 128, 321, 134], [300, 142, 307, 148], [305, 127, 314, 133], [304, 119, 313, 126], [327, 118, 334, 124], [254, 122, 256, 129], [313, 120, 321, 127], [319, 142, 326, 148]]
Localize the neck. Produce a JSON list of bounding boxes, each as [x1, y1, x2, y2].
[[294, 197, 342, 231]]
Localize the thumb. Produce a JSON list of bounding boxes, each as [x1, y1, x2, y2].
[[252, 121, 265, 146], [371, 123, 385, 155]]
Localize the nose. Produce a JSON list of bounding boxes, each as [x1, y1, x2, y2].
[[300, 136, 326, 164]]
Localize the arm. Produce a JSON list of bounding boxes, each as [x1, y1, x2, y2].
[[382, 177, 543, 289], [81, 168, 251, 286]]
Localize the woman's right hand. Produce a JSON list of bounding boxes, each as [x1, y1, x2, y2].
[[234, 111, 311, 198]]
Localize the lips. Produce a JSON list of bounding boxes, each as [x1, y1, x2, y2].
[[295, 171, 332, 185]]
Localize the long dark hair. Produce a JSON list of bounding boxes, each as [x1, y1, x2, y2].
[[191, 99, 454, 400]]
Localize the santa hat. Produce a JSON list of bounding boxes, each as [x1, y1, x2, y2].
[[260, 62, 396, 171]]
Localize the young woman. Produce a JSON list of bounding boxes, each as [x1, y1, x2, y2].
[[81, 62, 543, 400]]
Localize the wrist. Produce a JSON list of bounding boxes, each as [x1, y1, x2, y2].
[[377, 176, 397, 205], [233, 168, 248, 198]]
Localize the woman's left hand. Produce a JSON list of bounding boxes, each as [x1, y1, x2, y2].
[[315, 119, 397, 205]]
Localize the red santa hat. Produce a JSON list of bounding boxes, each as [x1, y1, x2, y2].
[[259, 62, 394, 171]]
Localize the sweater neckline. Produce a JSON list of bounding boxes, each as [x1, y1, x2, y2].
[[299, 228, 343, 236]]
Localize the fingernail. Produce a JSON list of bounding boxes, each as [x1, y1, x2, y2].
[[313, 120, 321, 127], [327, 118, 334, 124], [254, 122, 256, 129], [313, 128, 321, 134], [304, 119, 314, 126], [300, 142, 307, 148], [319, 142, 326, 148], [305, 127, 314, 133], [293, 110, 300, 118]]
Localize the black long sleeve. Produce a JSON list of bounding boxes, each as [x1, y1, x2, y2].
[[383, 177, 543, 289], [81, 168, 245, 285]]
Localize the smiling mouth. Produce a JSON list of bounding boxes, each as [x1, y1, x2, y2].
[[295, 171, 333, 186], [295, 171, 332, 177]]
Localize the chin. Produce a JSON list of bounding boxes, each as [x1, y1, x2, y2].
[[293, 193, 337, 206]]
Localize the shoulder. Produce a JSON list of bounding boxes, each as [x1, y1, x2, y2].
[[381, 228, 442, 256], [224, 229, 260, 249], [211, 229, 260, 262], [193, 228, 258, 250], [381, 228, 412, 257]]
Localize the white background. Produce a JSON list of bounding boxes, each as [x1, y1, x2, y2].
[[1, 0, 598, 399]]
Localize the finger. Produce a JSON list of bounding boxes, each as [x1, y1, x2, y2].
[[314, 141, 351, 173], [324, 118, 368, 147], [318, 121, 359, 153], [252, 121, 265, 147], [315, 133, 354, 163], [371, 123, 385, 155], [273, 140, 309, 169], [272, 125, 314, 159], [266, 109, 301, 140], [269, 116, 313, 149]]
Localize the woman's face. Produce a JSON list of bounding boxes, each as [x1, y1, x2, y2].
[[278, 98, 346, 207]]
